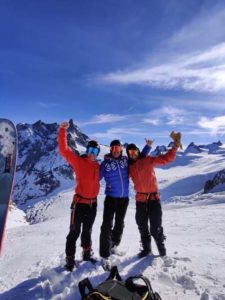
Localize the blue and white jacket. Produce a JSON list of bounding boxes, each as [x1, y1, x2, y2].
[[100, 145, 151, 198]]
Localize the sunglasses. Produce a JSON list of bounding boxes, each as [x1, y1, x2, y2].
[[87, 146, 100, 156], [111, 145, 122, 152], [128, 149, 139, 156]]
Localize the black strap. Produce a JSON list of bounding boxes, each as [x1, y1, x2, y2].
[[137, 192, 158, 195], [78, 277, 94, 299], [106, 266, 122, 281], [75, 193, 97, 201], [126, 275, 157, 299], [137, 192, 160, 201]]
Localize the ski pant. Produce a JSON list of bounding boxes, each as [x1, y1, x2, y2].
[[100, 196, 129, 258], [135, 200, 164, 251], [65, 201, 97, 258]]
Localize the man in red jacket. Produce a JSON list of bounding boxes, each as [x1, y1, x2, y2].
[[58, 122, 100, 271], [127, 132, 181, 257]]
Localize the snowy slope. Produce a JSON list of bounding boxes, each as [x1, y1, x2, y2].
[[156, 150, 225, 201], [0, 189, 225, 299], [6, 204, 28, 229], [1, 141, 225, 299]]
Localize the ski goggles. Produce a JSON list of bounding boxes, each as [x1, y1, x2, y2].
[[110, 145, 122, 152], [128, 149, 139, 156], [87, 146, 100, 156]]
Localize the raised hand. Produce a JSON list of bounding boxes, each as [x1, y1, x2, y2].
[[170, 131, 182, 149], [60, 122, 70, 129], [145, 138, 154, 147]]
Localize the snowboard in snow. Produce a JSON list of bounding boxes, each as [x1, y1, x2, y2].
[[0, 118, 17, 254]]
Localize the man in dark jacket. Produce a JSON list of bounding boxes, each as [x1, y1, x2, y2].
[[58, 122, 100, 271], [127, 132, 182, 257], [100, 139, 151, 270]]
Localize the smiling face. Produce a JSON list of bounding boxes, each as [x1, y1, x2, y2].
[[111, 145, 122, 158], [128, 149, 139, 161]]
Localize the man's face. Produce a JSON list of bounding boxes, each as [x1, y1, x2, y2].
[[111, 145, 122, 158], [128, 149, 139, 161]]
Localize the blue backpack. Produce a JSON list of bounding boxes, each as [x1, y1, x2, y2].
[[79, 266, 162, 300]]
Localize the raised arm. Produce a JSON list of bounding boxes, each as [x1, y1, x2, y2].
[[151, 146, 177, 166], [58, 122, 80, 170], [140, 139, 154, 157], [151, 131, 182, 166]]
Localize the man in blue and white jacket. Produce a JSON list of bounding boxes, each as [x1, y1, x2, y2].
[[99, 139, 152, 270]]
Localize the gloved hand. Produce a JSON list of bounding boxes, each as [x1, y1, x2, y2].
[[60, 122, 69, 129], [145, 138, 154, 147], [170, 131, 182, 149]]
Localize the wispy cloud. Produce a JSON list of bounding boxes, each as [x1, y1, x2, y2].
[[168, 6, 225, 51], [91, 126, 184, 145], [143, 106, 188, 125], [91, 127, 144, 141], [143, 119, 160, 126], [97, 42, 225, 93], [95, 6, 225, 94], [198, 115, 225, 135], [79, 114, 128, 126]]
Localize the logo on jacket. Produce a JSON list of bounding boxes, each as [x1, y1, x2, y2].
[[105, 157, 128, 172]]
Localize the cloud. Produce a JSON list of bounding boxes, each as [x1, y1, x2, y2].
[[143, 106, 188, 125], [143, 119, 160, 125], [198, 115, 225, 135], [91, 127, 145, 141], [168, 6, 225, 51], [79, 114, 128, 126], [97, 42, 225, 93]]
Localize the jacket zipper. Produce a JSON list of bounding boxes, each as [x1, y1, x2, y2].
[[116, 160, 124, 198]]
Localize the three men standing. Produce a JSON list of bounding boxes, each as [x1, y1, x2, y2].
[[58, 122, 181, 270]]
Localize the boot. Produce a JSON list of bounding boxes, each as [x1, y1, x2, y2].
[[156, 240, 166, 256], [155, 228, 166, 256], [65, 256, 75, 272], [138, 247, 152, 258], [83, 249, 91, 261], [83, 247, 97, 263]]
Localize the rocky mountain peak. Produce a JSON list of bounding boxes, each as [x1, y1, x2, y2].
[[204, 169, 225, 193], [13, 120, 90, 205]]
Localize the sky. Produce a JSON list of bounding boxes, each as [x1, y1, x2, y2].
[[1, 0, 225, 147]]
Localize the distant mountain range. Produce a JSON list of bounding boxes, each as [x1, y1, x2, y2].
[[184, 141, 223, 154], [12, 120, 225, 205]]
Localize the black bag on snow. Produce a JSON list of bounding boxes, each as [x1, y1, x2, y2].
[[78, 266, 162, 300]]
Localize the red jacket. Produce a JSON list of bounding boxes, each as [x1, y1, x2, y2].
[[129, 147, 177, 201], [58, 127, 100, 199]]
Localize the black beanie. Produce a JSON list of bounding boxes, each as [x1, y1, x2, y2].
[[126, 143, 140, 156], [110, 139, 121, 147]]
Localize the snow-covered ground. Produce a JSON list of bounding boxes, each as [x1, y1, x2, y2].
[[0, 190, 225, 300], [0, 150, 225, 299]]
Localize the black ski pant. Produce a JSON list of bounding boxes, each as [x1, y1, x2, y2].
[[65, 201, 97, 258], [100, 196, 129, 258], [135, 200, 164, 251]]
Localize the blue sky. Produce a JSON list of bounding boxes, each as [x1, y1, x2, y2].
[[1, 0, 225, 147]]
